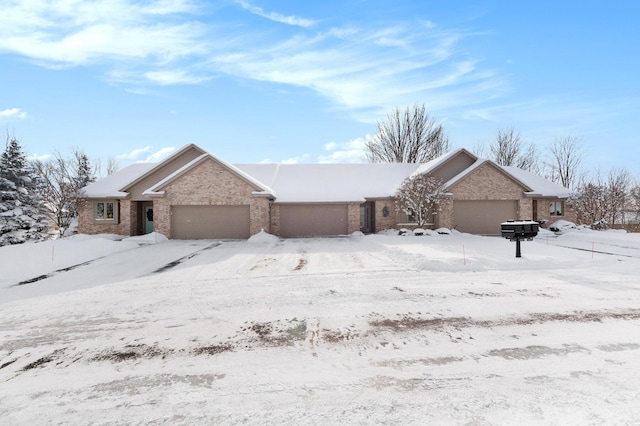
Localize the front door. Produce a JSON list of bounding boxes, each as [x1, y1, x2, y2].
[[144, 206, 154, 234], [360, 202, 374, 234]]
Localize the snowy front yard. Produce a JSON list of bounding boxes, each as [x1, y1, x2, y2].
[[1, 230, 640, 424]]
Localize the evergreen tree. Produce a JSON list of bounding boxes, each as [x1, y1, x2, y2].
[[0, 135, 50, 246], [72, 149, 95, 207]]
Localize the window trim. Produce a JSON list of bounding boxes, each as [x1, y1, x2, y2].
[[94, 200, 119, 223], [549, 200, 564, 217]]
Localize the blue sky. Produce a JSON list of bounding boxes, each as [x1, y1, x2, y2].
[[1, 0, 638, 176]]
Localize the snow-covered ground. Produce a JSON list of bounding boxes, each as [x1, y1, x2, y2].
[[1, 228, 640, 425]]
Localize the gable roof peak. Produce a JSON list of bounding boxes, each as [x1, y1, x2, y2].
[[120, 143, 206, 192], [143, 150, 275, 197]]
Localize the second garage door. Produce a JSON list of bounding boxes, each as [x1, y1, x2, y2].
[[279, 204, 348, 237], [453, 200, 518, 235], [171, 205, 250, 239]]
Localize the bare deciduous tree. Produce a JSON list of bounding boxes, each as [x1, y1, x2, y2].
[[366, 104, 449, 163], [96, 156, 120, 178], [629, 182, 640, 230], [489, 127, 538, 172], [570, 173, 608, 227], [395, 173, 449, 227], [34, 148, 96, 234], [605, 167, 631, 227], [570, 167, 632, 229], [548, 135, 585, 189]]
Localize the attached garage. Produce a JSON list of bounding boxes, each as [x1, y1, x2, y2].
[[279, 204, 349, 238], [453, 200, 518, 235], [171, 205, 250, 239]]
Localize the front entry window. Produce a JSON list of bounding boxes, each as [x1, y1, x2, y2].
[[95, 200, 118, 222], [549, 201, 564, 216]]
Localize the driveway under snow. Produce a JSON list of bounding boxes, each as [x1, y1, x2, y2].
[[1, 230, 640, 424]]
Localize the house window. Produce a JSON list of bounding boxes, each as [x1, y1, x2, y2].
[[398, 207, 434, 225], [95, 200, 118, 222], [549, 201, 564, 216]]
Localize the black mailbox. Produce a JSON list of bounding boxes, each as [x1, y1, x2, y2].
[[501, 220, 539, 240], [501, 220, 539, 258]]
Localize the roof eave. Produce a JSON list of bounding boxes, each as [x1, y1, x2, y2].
[[142, 190, 166, 197], [524, 191, 571, 199], [84, 191, 129, 199]]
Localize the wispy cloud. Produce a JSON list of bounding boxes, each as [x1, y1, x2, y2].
[[0, 108, 29, 120], [318, 137, 370, 163], [117, 146, 175, 163], [0, 1, 507, 120], [0, 0, 209, 85], [280, 154, 312, 164], [265, 137, 370, 164], [211, 25, 505, 122], [143, 69, 211, 85], [144, 147, 175, 162], [27, 153, 52, 162], [117, 146, 153, 160], [234, 1, 315, 28]]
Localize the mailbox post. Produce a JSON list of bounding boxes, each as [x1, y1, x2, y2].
[[501, 220, 539, 258]]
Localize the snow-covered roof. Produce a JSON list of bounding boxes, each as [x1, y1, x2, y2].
[[82, 163, 156, 198], [501, 166, 572, 198], [81, 145, 570, 202], [236, 163, 420, 203]]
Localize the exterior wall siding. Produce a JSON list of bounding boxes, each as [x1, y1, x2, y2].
[[78, 150, 571, 238], [152, 158, 270, 238], [443, 163, 530, 229], [373, 198, 450, 233], [125, 146, 204, 201], [534, 197, 577, 226], [373, 199, 397, 232], [270, 204, 281, 236], [77, 198, 133, 236], [347, 203, 361, 234]]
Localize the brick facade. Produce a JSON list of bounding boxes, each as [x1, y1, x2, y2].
[[441, 162, 531, 228], [373, 199, 397, 232], [269, 204, 280, 236], [77, 198, 134, 236], [533, 197, 577, 227], [78, 149, 574, 239], [347, 203, 361, 234], [152, 158, 270, 238]]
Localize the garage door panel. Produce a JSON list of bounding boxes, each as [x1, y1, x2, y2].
[[172, 205, 250, 239], [279, 204, 348, 237], [453, 200, 518, 235]]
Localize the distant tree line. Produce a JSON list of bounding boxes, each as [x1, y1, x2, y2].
[[367, 104, 640, 231]]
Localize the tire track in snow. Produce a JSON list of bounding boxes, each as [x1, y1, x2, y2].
[[13, 242, 222, 287], [152, 242, 222, 273]]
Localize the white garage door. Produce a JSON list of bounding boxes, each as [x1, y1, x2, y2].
[[279, 204, 349, 238], [171, 205, 250, 239], [453, 200, 518, 235]]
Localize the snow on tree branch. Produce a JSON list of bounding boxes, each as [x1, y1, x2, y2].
[[394, 173, 449, 227]]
